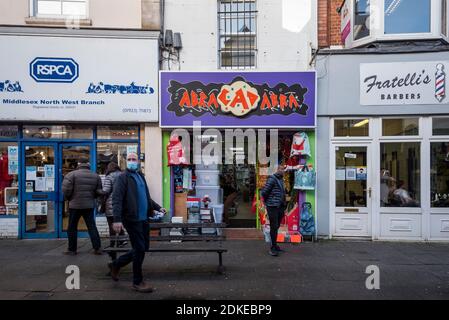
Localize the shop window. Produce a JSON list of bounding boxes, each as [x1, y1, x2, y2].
[[354, 0, 370, 40], [380, 142, 420, 207], [382, 118, 419, 136], [384, 0, 431, 34], [218, 0, 257, 69], [334, 119, 369, 137], [33, 0, 88, 17], [431, 142, 449, 207], [0, 126, 18, 140], [97, 125, 139, 140], [0, 143, 19, 216], [23, 125, 93, 140], [433, 118, 449, 136], [96, 143, 139, 175]]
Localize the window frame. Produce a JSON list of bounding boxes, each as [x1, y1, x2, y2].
[[331, 117, 373, 141], [381, 117, 421, 139], [31, 0, 89, 19], [217, 0, 258, 70]]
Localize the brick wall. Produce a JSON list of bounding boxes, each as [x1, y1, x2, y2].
[[0, 218, 19, 238], [318, 0, 343, 48]]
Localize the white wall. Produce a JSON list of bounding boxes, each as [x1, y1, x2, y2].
[[163, 0, 317, 71], [145, 125, 163, 206]]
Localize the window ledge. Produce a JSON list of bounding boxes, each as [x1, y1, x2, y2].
[[25, 17, 92, 27]]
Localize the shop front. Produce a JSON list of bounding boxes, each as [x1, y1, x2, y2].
[[160, 71, 317, 239], [317, 51, 449, 241], [0, 28, 159, 238]]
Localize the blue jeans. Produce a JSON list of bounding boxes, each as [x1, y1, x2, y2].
[[67, 208, 101, 252], [112, 220, 149, 285]]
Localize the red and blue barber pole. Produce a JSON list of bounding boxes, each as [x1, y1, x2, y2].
[[436, 63, 446, 103]]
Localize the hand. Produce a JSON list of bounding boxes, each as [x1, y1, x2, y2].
[[113, 222, 123, 234], [160, 208, 167, 215]]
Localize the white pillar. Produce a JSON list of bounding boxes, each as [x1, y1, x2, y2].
[[144, 124, 163, 206]]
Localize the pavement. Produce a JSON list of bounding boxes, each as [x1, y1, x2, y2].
[[0, 238, 449, 300]]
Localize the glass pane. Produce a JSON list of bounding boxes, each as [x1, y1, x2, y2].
[[97, 143, 138, 175], [25, 145, 55, 193], [334, 119, 369, 137], [62, 2, 86, 16], [23, 125, 93, 140], [97, 125, 139, 140], [354, 0, 370, 40], [0, 143, 19, 216], [431, 142, 449, 207], [61, 145, 91, 232], [37, 0, 62, 15], [335, 147, 367, 207], [380, 143, 420, 207], [384, 0, 431, 34], [25, 201, 55, 233], [221, 51, 255, 67], [0, 126, 18, 140], [433, 118, 449, 135], [382, 118, 419, 136]]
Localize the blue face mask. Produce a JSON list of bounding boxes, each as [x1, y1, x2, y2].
[[127, 162, 139, 171]]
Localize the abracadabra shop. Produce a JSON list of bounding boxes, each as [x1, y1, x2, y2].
[[160, 71, 317, 241]]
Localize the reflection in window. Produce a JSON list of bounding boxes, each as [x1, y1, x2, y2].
[[334, 119, 369, 137], [97, 143, 138, 175], [431, 142, 449, 207], [382, 118, 419, 136], [380, 143, 420, 207], [335, 147, 367, 207], [433, 118, 449, 136], [354, 0, 370, 40], [384, 0, 431, 34], [97, 126, 139, 140], [0, 126, 18, 140], [0, 143, 19, 216], [23, 125, 93, 139]]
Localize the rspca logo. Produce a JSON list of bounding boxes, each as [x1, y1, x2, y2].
[[30, 58, 79, 83]]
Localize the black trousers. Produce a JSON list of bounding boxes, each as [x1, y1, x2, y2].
[[266, 206, 285, 248], [112, 220, 149, 285], [67, 208, 101, 252]]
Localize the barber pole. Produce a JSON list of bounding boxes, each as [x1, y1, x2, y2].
[[435, 63, 446, 102]]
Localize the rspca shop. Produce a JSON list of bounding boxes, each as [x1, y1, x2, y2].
[[0, 28, 159, 239]]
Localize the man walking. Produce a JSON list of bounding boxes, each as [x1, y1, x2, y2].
[[108, 152, 166, 293], [261, 165, 287, 257], [62, 157, 104, 255]]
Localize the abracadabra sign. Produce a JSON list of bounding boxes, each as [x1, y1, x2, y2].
[[160, 71, 316, 127]]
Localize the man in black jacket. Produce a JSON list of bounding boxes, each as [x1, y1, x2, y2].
[[62, 157, 104, 255], [108, 152, 166, 293], [261, 165, 287, 257]]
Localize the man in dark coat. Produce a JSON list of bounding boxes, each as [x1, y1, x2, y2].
[[108, 152, 166, 293], [62, 157, 104, 255], [261, 165, 287, 257]]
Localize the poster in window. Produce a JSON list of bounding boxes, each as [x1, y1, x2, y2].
[[25, 181, 34, 193], [35, 177, 46, 192], [8, 160, 18, 175], [26, 166, 37, 180], [26, 201, 47, 216], [346, 167, 357, 181], [336, 167, 346, 181], [44, 165, 55, 178], [356, 167, 367, 180]]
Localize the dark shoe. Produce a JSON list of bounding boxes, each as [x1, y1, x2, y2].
[[268, 248, 279, 257], [132, 281, 154, 293], [93, 249, 103, 255], [274, 245, 285, 252], [63, 250, 77, 256], [108, 262, 120, 281]]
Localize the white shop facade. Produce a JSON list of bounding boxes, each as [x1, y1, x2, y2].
[[0, 27, 159, 239]]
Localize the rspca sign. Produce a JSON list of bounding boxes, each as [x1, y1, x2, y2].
[[30, 58, 79, 83]]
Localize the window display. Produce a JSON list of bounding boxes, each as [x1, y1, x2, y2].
[[431, 142, 449, 207], [0, 143, 19, 215]]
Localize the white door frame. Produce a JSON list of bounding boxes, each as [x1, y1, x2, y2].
[[329, 141, 373, 238]]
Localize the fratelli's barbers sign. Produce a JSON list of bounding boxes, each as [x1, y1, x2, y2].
[[160, 71, 316, 127], [360, 61, 448, 106]]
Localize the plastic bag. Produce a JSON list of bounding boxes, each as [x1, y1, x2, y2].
[[294, 165, 316, 190]]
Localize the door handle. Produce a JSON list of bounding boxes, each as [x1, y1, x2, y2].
[[368, 187, 372, 198]]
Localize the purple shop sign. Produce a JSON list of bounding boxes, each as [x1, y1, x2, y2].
[[159, 71, 316, 128]]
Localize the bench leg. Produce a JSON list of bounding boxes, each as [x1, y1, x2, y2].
[[217, 252, 225, 274]]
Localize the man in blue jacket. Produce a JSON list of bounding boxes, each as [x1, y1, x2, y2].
[[261, 165, 287, 257], [108, 152, 166, 292]]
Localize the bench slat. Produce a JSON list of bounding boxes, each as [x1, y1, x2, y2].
[[104, 248, 227, 253]]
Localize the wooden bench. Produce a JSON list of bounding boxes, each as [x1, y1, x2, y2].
[[103, 222, 228, 274]]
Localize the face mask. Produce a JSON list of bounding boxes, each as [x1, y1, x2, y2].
[[127, 161, 139, 171]]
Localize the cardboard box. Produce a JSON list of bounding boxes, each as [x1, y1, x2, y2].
[[174, 192, 188, 222]]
